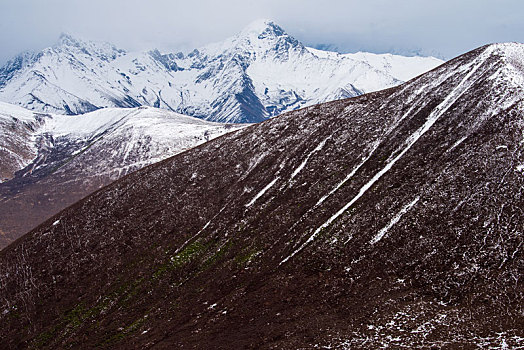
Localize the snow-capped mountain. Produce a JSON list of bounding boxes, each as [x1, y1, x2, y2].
[[0, 103, 243, 247], [0, 20, 443, 123], [27, 106, 241, 179], [1, 43, 522, 348]]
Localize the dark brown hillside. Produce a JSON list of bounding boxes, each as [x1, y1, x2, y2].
[[0, 43, 523, 349]]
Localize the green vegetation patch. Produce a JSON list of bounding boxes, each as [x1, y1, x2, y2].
[[234, 248, 261, 267], [152, 240, 206, 280], [100, 316, 147, 346], [31, 276, 145, 349], [201, 240, 233, 271]]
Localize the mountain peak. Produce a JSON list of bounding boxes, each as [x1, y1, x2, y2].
[[486, 41, 524, 58], [239, 19, 287, 38], [227, 19, 305, 56], [200, 19, 302, 61], [54, 33, 126, 61], [57, 32, 83, 47]]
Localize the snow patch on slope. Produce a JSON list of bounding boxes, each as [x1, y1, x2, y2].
[[290, 137, 331, 179], [0, 102, 46, 180]]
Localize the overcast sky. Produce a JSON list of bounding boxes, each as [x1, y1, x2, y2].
[[1, 0, 523, 64]]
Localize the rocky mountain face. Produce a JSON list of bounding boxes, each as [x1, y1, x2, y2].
[[0, 105, 241, 248], [0, 20, 443, 123], [0, 102, 45, 181], [0, 43, 523, 349]]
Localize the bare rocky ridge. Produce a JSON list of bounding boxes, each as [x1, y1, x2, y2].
[[0, 43, 523, 348]]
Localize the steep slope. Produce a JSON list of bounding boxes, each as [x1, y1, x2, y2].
[[0, 106, 241, 248], [1, 43, 522, 349], [0, 20, 443, 123], [0, 102, 44, 181]]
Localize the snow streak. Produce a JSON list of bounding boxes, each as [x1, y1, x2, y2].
[[290, 137, 330, 180], [370, 197, 420, 245], [246, 177, 279, 207], [315, 142, 380, 207]]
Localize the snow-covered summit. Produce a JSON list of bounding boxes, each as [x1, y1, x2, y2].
[[56, 33, 89, 48], [197, 19, 304, 62], [234, 19, 299, 48], [486, 42, 524, 87], [54, 33, 126, 61], [239, 19, 280, 35], [0, 20, 444, 123]]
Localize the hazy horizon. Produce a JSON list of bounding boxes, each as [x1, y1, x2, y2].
[[1, 0, 523, 64]]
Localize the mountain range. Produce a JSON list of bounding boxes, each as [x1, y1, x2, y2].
[[0, 19, 443, 248], [1, 42, 522, 348], [0, 20, 443, 123]]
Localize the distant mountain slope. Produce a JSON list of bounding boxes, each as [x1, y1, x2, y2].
[[0, 20, 443, 123], [0, 102, 44, 181], [0, 105, 242, 248], [1, 43, 521, 349]]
